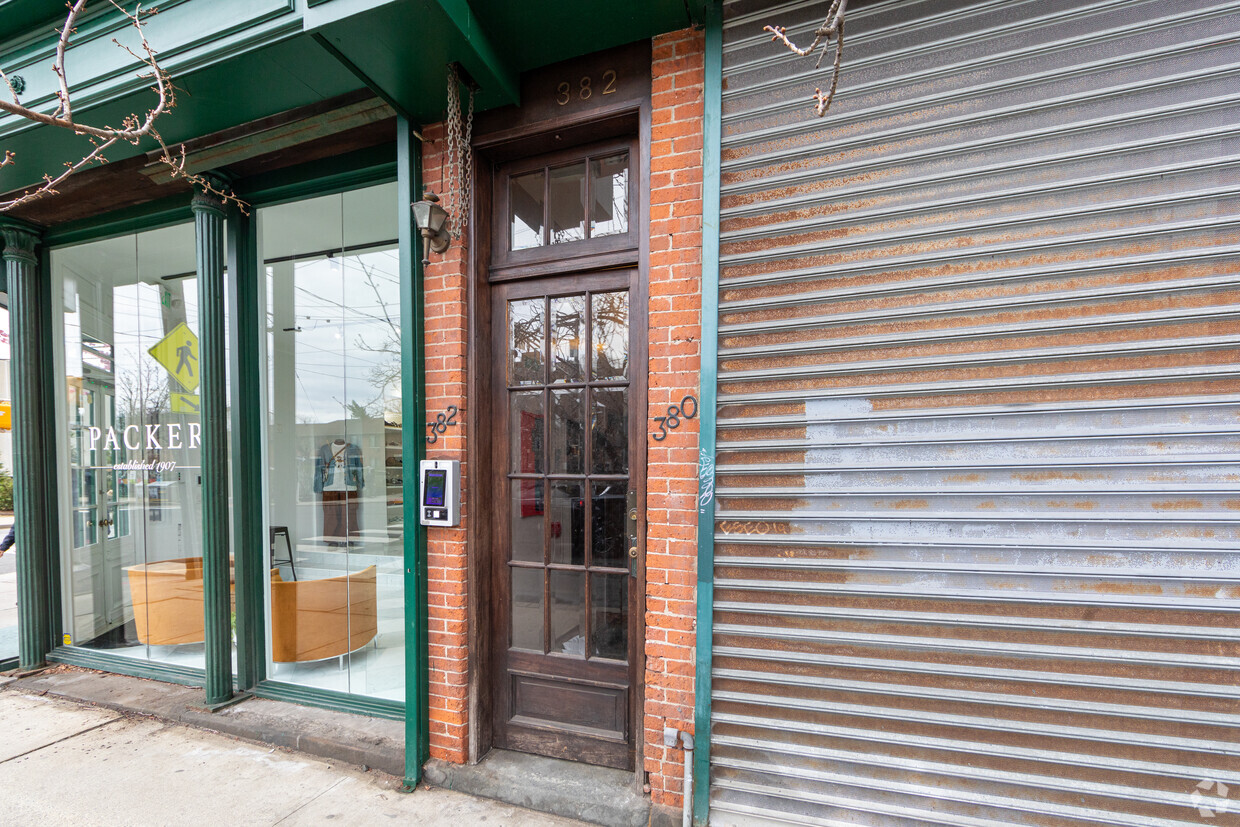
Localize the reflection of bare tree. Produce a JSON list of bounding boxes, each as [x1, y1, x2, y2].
[[551, 297, 583, 382], [117, 361, 170, 424], [349, 254, 401, 417], [510, 301, 545, 382], [591, 292, 628, 378]]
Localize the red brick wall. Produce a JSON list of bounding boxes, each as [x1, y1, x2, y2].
[[420, 121, 471, 764], [644, 26, 705, 810], [417, 28, 706, 808]]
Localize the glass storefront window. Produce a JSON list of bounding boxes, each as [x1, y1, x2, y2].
[[259, 183, 403, 700], [1, 309, 14, 663], [53, 223, 209, 667]]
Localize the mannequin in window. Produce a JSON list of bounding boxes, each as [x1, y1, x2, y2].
[[314, 438, 364, 546]]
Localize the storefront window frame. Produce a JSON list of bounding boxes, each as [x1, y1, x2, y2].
[[251, 179, 407, 711], [44, 206, 213, 689], [38, 150, 413, 722]]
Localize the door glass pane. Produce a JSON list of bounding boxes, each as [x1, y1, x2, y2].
[[591, 481, 627, 568], [549, 389, 584, 474], [549, 481, 584, 565], [550, 295, 585, 383], [589, 154, 629, 238], [511, 482, 544, 563], [511, 391, 545, 474], [510, 170, 545, 250], [260, 183, 403, 701], [511, 568, 544, 651], [549, 163, 586, 244], [508, 299, 545, 385], [549, 571, 586, 656], [591, 291, 628, 380], [591, 388, 628, 475], [591, 574, 627, 660]]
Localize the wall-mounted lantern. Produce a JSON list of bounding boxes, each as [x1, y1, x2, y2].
[[411, 189, 450, 267]]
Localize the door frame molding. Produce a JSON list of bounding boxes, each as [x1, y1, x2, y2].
[[466, 42, 652, 780]]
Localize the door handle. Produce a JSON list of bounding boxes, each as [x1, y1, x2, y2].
[[626, 489, 640, 577]]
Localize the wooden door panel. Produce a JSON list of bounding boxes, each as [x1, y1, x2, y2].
[[490, 269, 644, 771]]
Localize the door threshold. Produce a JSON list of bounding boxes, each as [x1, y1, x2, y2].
[[424, 749, 650, 827]]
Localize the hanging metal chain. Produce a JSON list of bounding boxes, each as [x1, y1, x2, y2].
[[444, 64, 475, 240]]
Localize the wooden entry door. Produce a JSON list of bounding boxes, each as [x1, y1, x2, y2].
[[491, 269, 644, 770]]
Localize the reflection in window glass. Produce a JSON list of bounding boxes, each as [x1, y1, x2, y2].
[[550, 295, 585, 383], [53, 223, 205, 667], [510, 170, 545, 250], [511, 483, 544, 563], [549, 481, 584, 565], [591, 481, 626, 568], [591, 574, 627, 659], [511, 390, 545, 474], [549, 163, 586, 244], [260, 183, 403, 701], [592, 292, 629, 380], [512, 568, 544, 651], [592, 388, 629, 475], [550, 389, 584, 475], [509, 298, 545, 385], [590, 154, 629, 238], [550, 570, 586, 655]]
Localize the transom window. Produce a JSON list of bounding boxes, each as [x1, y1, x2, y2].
[[491, 137, 639, 278], [510, 152, 630, 250]]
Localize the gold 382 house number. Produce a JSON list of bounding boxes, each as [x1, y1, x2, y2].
[[556, 70, 617, 105]]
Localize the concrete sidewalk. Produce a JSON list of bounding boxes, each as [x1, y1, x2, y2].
[[0, 686, 583, 827]]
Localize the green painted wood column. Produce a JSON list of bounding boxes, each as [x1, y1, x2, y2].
[[226, 205, 263, 692], [1, 219, 52, 671], [192, 185, 233, 706]]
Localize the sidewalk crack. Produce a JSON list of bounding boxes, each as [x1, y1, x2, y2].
[[0, 716, 123, 765], [271, 777, 347, 825]]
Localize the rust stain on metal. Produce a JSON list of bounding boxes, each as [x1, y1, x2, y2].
[[1151, 499, 1205, 511], [1083, 581, 1164, 596]]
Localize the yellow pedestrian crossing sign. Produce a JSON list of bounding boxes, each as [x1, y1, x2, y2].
[[148, 322, 200, 392], [170, 393, 200, 414]]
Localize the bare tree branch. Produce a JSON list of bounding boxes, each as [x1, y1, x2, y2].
[[764, 0, 849, 117], [0, 0, 247, 213]]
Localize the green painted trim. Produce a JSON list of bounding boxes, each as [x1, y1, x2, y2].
[[253, 680, 405, 721], [48, 646, 207, 688], [0, 0, 302, 142], [236, 148, 397, 208], [0, 656, 16, 671], [42, 197, 197, 248], [311, 33, 412, 122], [397, 115, 430, 787], [693, 3, 722, 824], [226, 206, 265, 691], [434, 0, 519, 105]]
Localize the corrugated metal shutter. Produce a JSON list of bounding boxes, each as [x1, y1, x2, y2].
[[710, 0, 1240, 824]]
